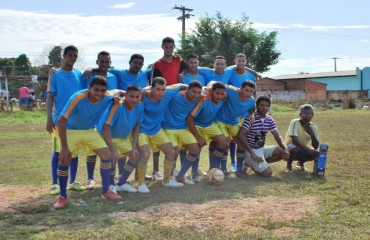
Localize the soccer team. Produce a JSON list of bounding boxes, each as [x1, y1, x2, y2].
[[47, 37, 320, 210]]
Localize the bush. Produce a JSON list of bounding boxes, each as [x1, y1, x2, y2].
[[343, 98, 356, 109]]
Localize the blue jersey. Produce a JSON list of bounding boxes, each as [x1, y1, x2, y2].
[[141, 86, 181, 135], [109, 68, 149, 90], [97, 100, 144, 138], [161, 90, 201, 130], [191, 97, 224, 128], [229, 70, 256, 88], [183, 72, 206, 86], [82, 72, 118, 90], [60, 89, 115, 130], [215, 86, 255, 125], [198, 66, 236, 85], [48, 68, 82, 125]]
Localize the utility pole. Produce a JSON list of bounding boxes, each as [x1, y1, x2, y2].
[[173, 5, 194, 42], [331, 57, 340, 72]]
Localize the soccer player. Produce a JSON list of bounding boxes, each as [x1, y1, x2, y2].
[[197, 56, 235, 85], [136, 77, 186, 193], [161, 80, 203, 184], [228, 53, 260, 87], [182, 53, 206, 86], [46, 45, 84, 195], [285, 104, 320, 172], [213, 80, 256, 176], [97, 85, 144, 193], [54, 76, 122, 209], [237, 95, 289, 177], [186, 82, 228, 181]]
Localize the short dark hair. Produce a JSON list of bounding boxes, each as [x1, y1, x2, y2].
[[241, 80, 256, 89], [162, 37, 175, 45], [186, 53, 199, 61], [235, 53, 246, 58], [126, 84, 141, 93], [256, 95, 271, 107], [97, 51, 110, 60], [188, 80, 202, 90], [151, 77, 166, 87], [129, 54, 144, 64], [90, 76, 108, 88], [299, 104, 315, 116], [213, 55, 226, 63], [63, 45, 78, 55], [211, 82, 226, 91]]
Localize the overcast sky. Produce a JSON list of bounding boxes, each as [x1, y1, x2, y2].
[[1, 0, 369, 77]]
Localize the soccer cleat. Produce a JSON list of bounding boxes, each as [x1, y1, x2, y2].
[[101, 189, 122, 200], [116, 183, 138, 193], [191, 175, 201, 183], [296, 165, 307, 172], [69, 181, 86, 191], [235, 171, 248, 179], [285, 166, 293, 173], [138, 183, 150, 193], [145, 173, 153, 181], [85, 179, 95, 190], [223, 171, 231, 178], [54, 196, 68, 209], [230, 163, 237, 173], [153, 171, 163, 181], [163, 179, 184, 188], [49, 184, 60, 195], [109, 185, 117, 194]]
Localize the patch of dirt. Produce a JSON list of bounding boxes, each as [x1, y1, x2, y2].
[[0, 184, 52, 213], [115, 197, 317, 236]]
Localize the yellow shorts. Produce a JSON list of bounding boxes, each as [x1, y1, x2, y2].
[[66, 129, 108, 156], [138, 129, 170, 152], [164, 129, 197, 147], [52, 127, 79, 157], [196, 123, 223, 142], [85, 135, 133, 157], [215, 122, 241, 140]]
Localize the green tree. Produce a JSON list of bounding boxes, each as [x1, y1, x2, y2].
[[0, 57, 16, 75], [12, 54, 32, 76], [177, 12, 281, 73], [48, 46, 63, 67]]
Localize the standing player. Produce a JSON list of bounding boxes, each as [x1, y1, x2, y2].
[[97, 85, 143, 193], [136, 77, 186, 193], [229, 53, 259, 87], [186, 82, 228, 181], [285, 104, 320, 172], [161, 80, 204, 184], [54, 76, 122, 209], [212, 80, 256, 176], [183, 53, 206, 86], [237, 95, 289, 177], [46, 45, 84, 195]]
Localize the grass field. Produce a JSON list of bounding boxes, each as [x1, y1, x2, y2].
[[0, 106, 369, 239]]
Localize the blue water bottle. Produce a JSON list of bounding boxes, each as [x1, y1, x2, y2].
[[313, 144, 328, 176]]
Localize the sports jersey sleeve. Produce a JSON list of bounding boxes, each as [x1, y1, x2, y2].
[[190, 98, 205, 117]]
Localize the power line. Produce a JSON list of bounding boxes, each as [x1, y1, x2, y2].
[[173, 5, 194, 42]]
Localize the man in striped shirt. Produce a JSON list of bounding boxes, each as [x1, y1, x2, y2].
[[237, 95, 289, 177]]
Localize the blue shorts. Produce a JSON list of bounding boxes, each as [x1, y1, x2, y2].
[[20, 98, 29, 104]]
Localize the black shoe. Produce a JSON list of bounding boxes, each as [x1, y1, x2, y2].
[[235, 171, 248, 179], [145, 173, 153, 181], [223, 171, 231, 178]]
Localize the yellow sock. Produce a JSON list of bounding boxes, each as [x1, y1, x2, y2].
[[137, 161, 147, 184], [163, 158, 175, 183]]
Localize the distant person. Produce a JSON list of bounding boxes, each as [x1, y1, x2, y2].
[[237, 95, 289, 177], [18, 84, 30, 110], [285, 104, 320, 172]]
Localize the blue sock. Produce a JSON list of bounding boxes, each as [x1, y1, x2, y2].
[[177, 152, 198, 177], [191, 157, 199, 178], [208, 142, 216, 170], [117, 161, 136, 186], [220, 151, 228, 171], [229, 142, 236, 165], [51, 152, 59, 185], [211, 147, 224, 169], [179, 149, 187, 167], [100, 159, 111, 194], [86, 155, 96, 180], [57, 165, 69, 198], [236, 148, 245, 172], [69, 157, 78, 184]]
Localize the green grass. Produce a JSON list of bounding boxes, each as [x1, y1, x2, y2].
[[0, 106, 369, 239]]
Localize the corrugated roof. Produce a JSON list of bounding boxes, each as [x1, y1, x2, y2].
[[273, 70, 356, 80]]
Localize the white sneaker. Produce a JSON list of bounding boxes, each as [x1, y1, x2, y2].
[[109, 185, 117, 194], [162, 179, 184, 188], [86, 179, 95, 190], [172, 169, 179, 177], [116, 183, 138, 193], [184, 178, 195, 185], [138, 183, 150, 193], [153, 171, 163, 180]]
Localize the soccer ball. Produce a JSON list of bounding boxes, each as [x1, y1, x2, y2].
[[207, 168, 225, 185]]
